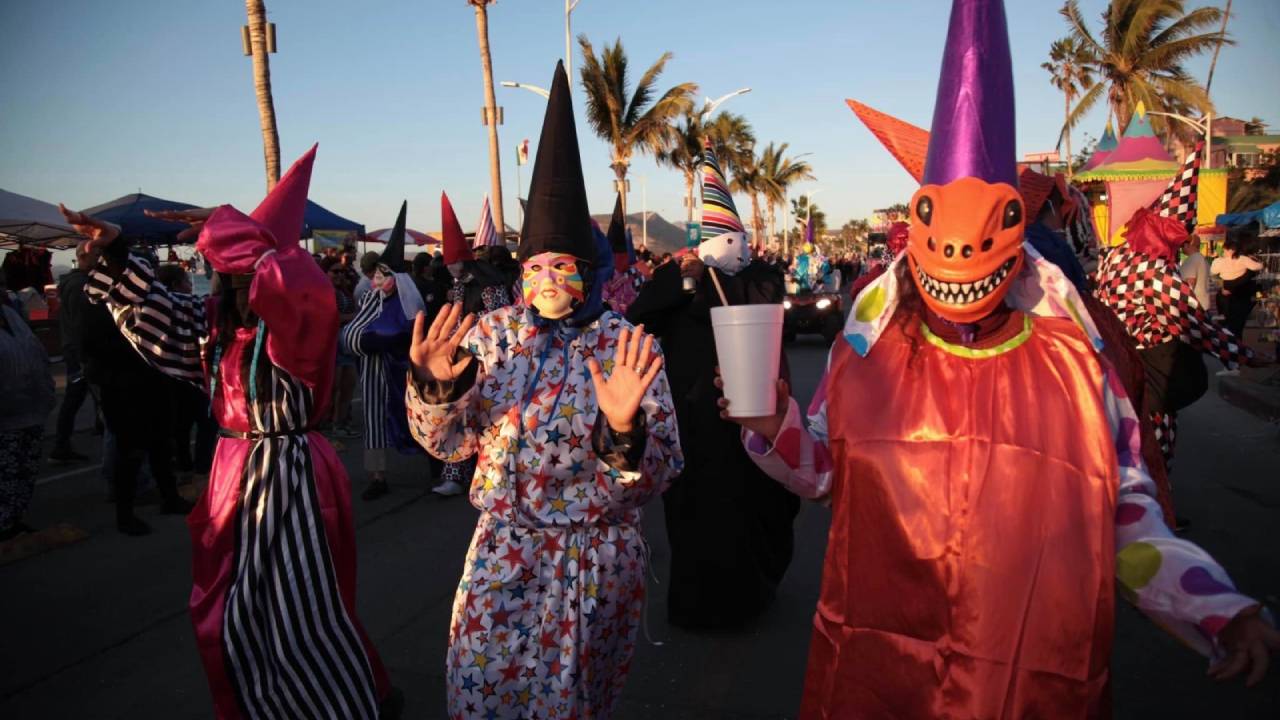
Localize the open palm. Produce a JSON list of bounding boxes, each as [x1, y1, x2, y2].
[[58, 204, 121, 252], [588, 324, 662, 433], [409, 302, 476, 384]]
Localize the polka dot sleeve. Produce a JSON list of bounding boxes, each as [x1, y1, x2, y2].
[[742, 353, 835, 501], [1102, 360, 1262, 658]]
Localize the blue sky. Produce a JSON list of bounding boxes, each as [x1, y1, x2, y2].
[[2, 0, 1277, 234]]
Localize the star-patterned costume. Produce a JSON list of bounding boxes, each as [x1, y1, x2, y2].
[[406, 305, 682, 719]]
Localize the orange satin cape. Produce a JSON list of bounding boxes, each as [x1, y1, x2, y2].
[[803, 312, 1119, 719]]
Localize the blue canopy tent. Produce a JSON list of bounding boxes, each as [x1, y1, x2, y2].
[[84, 193, 200, 245], [1216, 201, 1280, 230], [303, 200, 364, 251]]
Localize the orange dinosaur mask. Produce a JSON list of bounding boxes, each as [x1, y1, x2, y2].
[[906, 176, 1025, 324]]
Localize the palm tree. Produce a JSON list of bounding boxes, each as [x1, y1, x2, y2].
[[1042, 36, 1095, 178], [728, 148, 768, 248], [655, 109, 756, 224], [790, 196, 826, 240], [578, 35, 697, 213], [704, 112, 755, 176], [758, 142, 814, 246], [1061, 0, 1232, 143], [655, 110, 704, 224], [840, 218, 871, 254], [469, 1, 505, 235], [244, 0, 280, 190]]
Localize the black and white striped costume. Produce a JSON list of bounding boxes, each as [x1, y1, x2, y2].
[[86, 252, 386, 719]]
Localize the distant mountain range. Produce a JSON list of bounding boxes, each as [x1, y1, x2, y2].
[[589, 211, 689, 255]]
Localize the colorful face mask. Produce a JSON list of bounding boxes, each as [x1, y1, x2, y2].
[[373, 266, 397, 297], [801, 243, 815, 255], [522, 252, 585, 319], [906, 176, 1025, 324], [697, 231, 750, 276]]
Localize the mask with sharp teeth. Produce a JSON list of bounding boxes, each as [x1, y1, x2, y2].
[[906, 177, 1025, 324]]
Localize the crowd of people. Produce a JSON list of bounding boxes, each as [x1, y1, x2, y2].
[[1, 0, 1278, 716]]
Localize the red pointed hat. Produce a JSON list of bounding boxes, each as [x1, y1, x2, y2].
[[441, 191, 473, 265], [198, 144, 316, 274]]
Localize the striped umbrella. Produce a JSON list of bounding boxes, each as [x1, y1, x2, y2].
[[366, 226, 438, 246], [473, 194, 501, 248]]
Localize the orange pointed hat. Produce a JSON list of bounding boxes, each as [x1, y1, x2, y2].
[[846, 100, 929, 184]]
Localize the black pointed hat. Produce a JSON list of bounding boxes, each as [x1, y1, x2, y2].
[[379, 200, 408, 273], [606, 193, 627, 256], [518, 61, 595, 265]]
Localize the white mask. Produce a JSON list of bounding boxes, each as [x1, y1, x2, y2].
[[697, 231, 750, 276]]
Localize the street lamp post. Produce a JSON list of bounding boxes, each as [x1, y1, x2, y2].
[[699, 87, 752, 120], [500, 81, 550, 99], [1147, 111, 1214, 169], [565, 0, 582, 89], [692, 87, 752, 234]]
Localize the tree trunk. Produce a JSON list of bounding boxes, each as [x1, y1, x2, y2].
[[1205, 0, 1232, 94], [749, 193, 764, 250], [613, 158, 629, 215], [767, 202, 777, 249], [1064, 91, 1073, 179], [245, 0, 280, 191], [472, 2, 505, 236], [684, 170, 694, 224]]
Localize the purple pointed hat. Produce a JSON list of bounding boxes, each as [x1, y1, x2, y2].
[[922, 0, 1017, 187]]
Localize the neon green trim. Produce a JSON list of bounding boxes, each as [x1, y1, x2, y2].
[[921, 315, 1033, 359]]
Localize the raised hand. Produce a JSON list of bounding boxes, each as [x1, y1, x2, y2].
[[143, 207, 217, 242], [409, 303, 475, 384], [58, 204, 121, 253], [588, 324, 662, 433], [715, 368, 791, 441]]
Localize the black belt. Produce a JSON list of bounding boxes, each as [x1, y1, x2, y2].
[[218, 428, 311, 440]]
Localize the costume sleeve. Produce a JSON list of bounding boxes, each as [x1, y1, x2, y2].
[[341, 290, 382, 357], [624, 262, 688, 334], [84, 251, 207, 386], [742, 352, 836, 500], [1103, 361, 1263, 658], [1168, 272, 1253, 369], [403, 313, 495, 462], [592, 341, 683, 509]]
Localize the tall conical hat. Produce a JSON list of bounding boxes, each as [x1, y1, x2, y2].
[[518, 61, 595, 264], [378, 200, 408, 272], [250, 143, 316, 247], [846, 99, 929, 184], [1150, 141, 1204, 232], [700, 139, 745, 236], [441, 191, 473, 265], [606, 193, 627, 256], [922, 0, 1017, 187]]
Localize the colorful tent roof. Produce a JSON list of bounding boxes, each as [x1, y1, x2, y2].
[[1081, 119, 1118, 171], [1076, 102, 1178, 181]]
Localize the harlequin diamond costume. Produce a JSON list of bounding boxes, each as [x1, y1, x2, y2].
[[627, 140, 799, 629], [85, 146, 391, 718], [1093, 146, 1252, 471], [601, 195, 646, 315], [342, 200, 426, 494], [405, 62, 683, 719], [741, 2, 1265, 716]]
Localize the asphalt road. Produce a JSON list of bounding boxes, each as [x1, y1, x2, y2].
[[2, 332, 1278, 719]]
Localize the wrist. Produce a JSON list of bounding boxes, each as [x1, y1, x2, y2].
[[607, 416, 634, 433]]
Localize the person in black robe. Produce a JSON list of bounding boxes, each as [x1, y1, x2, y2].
[[627, 142, 800, 630]]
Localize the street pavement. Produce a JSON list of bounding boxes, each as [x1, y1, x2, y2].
[[2, 333, 1278, 719]]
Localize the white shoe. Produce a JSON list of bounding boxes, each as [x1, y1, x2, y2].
[[1215, 368, 1240, 377], [431, 479, 464, 497]]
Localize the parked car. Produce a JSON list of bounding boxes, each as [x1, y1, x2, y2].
[[783, 289, 843, 344]]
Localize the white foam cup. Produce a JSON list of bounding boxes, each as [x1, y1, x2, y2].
[[711, 304, 784, 418]]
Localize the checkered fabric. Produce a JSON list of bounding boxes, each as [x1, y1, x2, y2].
[[1150, 142, 1203, 231], [1151, 411, 1178, 472], [1093, 247, 1251, 368]]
